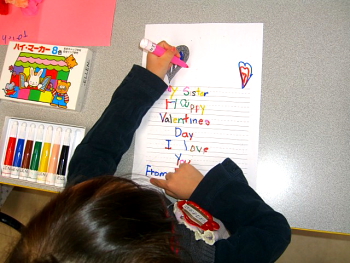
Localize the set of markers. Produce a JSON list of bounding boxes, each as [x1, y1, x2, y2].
[[0, 117, 85, 188]]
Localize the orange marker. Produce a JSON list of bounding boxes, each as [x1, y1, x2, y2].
[[46, 127, 62, 185]]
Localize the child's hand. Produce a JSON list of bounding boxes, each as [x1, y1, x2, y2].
[[150, 163, 204, 200], [146, 41, 180, 80]]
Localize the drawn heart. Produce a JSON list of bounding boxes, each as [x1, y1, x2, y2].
[[166, 45, 190, 83], [238, 61, 253, 89]]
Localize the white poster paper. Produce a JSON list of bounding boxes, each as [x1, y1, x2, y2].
[[133, 23, 263, 189]]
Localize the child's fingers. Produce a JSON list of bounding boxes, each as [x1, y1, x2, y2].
[[157, 40, 172, 49], [150, 175, 180, 198], [158, 40, 180, 58], [150, 177, 169, 190]]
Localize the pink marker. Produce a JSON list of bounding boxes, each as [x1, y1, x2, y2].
[[140, 38, 189, 68]]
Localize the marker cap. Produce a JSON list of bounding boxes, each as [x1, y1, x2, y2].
[[36, 125, 44, 141], [63, 128, 71, 146], [140, 38, 150, 49], [28, 124, 36, 141], [140, 38, 156, 53], [54, 127, 62, 144], [9, 121, 18, 137], [44, 126, 53, 143], [18, 122, 27, 139]]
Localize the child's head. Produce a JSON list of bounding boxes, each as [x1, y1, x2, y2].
[[6, 176, 181, 263]]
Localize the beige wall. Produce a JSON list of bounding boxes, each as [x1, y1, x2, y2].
[[1, 187, 349, 263]]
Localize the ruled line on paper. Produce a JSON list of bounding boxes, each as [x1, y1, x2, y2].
[[132, 85, 258, 184]]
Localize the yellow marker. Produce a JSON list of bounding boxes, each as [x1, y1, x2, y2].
[[37, 126, 53, 183]]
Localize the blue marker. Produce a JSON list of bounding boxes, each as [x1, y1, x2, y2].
[[11, 122, 27, 178]]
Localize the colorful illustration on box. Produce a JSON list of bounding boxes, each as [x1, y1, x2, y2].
[[2, 52, 78, 108]]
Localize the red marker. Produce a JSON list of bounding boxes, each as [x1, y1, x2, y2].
[[2, 121, 18, 177]]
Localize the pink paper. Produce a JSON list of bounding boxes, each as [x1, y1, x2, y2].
[[0, 0, 117, 46]]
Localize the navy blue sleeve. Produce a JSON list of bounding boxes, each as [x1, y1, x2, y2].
[[189, 158, 291, 263], [67, 65, 168, 186]]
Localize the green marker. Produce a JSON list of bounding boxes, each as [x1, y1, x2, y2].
[[28, 125, 44, 182]]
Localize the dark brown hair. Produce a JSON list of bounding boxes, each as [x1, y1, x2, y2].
[[6, 176, 181, 263]]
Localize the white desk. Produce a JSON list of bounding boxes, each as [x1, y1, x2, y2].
[[0, 0, 349, 234]]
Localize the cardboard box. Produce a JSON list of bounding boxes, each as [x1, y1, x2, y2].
[[0, 41, 92, 111]]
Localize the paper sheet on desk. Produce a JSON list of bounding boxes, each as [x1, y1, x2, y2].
[[133, 23, 263, 189], [141, 23, 264, 88], [0, 0, 117, 46]]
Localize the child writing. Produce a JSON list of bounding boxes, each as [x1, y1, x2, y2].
[[6, 41, 291, 263]]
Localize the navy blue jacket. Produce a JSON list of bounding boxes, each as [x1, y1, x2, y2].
[[67, 65, 291, 262]]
